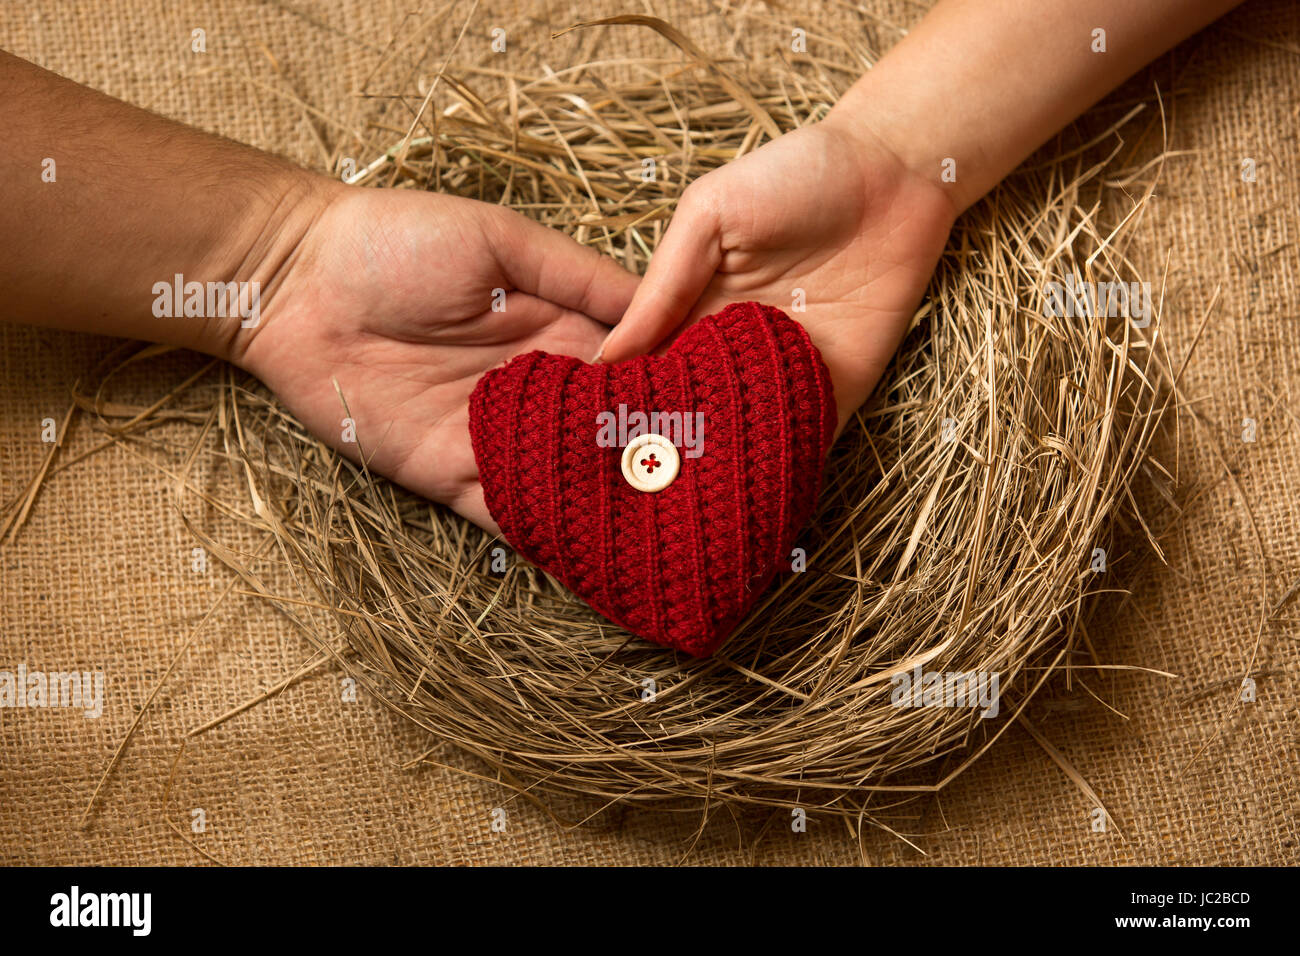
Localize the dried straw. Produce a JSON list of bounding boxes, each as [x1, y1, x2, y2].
[[54, 15, 1183, 834]]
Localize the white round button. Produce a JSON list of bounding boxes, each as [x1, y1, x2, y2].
[[620, 434, 680, 493]]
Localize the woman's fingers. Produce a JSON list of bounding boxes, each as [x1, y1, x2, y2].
[[490, 207, 640, 325], [594, 189, 722, 363]]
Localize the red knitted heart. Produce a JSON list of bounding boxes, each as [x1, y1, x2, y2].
[[468, 301, 835, 657]]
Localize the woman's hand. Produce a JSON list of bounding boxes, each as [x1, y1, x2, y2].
[[596, 0, 1246, 436], [234, 185, 638, 532], [596, 114, 958, 433]]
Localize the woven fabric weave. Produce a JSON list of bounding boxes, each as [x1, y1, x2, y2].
[[2, 0, 1296, 867]]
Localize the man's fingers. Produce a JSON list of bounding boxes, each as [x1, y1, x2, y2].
[[491, 210, 639, 325], [595, 197, 722, 363]]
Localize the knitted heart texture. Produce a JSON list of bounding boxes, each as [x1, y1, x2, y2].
[[469, 301, 836, 657]]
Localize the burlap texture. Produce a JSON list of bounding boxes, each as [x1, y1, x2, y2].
[[1, 0, 1296, 865]]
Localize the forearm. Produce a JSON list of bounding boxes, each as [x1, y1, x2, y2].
[[0, 49, 331, 359], [829, 0, 1242, 213]]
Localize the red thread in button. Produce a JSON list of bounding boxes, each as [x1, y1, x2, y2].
[[640, 453, 661, 473]]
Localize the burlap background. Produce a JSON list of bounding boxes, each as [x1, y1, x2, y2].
[[1, 0, 1296, 865]]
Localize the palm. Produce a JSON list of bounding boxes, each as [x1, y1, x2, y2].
[[238, 189, 636, 531]]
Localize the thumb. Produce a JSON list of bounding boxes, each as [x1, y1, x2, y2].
[[595, 193, 722, 363]]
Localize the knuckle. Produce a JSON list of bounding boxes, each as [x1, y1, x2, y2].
[[678, 178, 715, 217]]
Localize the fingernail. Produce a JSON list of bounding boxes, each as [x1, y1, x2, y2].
[[591, 330, 613, 364]]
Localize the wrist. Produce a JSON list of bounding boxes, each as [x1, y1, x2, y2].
[[826, 66, 978, 219], [821, 93, 963, 225], [199, 166, 339, 366]]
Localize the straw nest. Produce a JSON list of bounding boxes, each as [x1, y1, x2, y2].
[[106, 16, 1182, 830]]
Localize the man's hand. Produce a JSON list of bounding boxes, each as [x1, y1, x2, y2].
[[0, 50, 639, 534], [595, 115, 957, 434], [234, 185, 638, 532]]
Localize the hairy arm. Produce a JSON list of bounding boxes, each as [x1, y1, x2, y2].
[[0, 48, 328, 359]]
